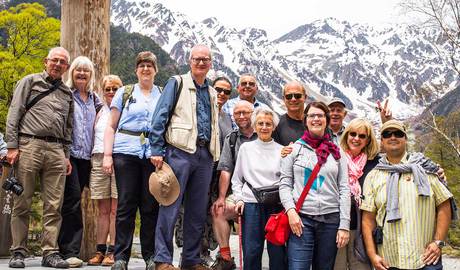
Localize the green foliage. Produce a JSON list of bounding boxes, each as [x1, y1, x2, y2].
[[423, 110, 460, 249], [7, 0, 61, 19], [0, 3, 60, 131], [110, 25, 180, 87]]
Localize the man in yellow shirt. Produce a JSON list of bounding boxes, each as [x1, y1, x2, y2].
[[361, 120, 452, 270]]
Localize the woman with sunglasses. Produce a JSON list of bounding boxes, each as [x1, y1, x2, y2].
[[214, 76, 234, 146], [103, 51, 161, 270], [279, 101, 350, 270], [87, 75, 123, 266], [333, 118, 379, 270]]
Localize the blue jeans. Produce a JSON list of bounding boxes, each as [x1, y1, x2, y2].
[[242, 203, 287, 270], [288, 215, 339, 270], [154, 145, 213, 267]]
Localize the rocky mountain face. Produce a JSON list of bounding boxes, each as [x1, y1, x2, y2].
[[110, 0, 458, 120]]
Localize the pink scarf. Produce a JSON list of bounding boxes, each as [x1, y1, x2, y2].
[[301, 130, 341, 165], [345, 151, 367, 206]]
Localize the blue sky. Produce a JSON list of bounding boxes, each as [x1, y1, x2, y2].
[[155, 0, 405, 39]]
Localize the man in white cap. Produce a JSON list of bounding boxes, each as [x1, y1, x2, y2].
[[327, 97, 347, 145]]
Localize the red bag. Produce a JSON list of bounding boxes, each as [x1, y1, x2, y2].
[[265, 164, 321, 246]]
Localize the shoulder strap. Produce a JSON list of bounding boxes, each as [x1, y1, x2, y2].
[[93, 92, 103, 113], [172, 75, 183, 113], [25, 80, 62, 111], [165, 76, 183, 129], [295, 163, 321, 212], [229, 130, 239, 165], [121, 84, 134, 111]]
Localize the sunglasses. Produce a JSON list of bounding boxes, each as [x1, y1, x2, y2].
[[215, 87, 231, 95], [349, 132, 367, 139], [240, 81, 256, 87], [285, 93, 303, 100], [104, 87, 119, 93], [381, 130, 405, 139]]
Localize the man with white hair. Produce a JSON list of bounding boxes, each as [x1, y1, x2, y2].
[[149, 44, 220, 270], [5, 47, 73, 268]]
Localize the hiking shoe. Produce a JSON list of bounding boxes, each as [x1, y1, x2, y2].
[[155, 262, 179, 270], [181, 263, 211, 270], [88, 252, 104, 266], [211, 255, 235, 270], [9, 253, 25, 268], [102, 253, 115, 266], [42, 253, 69, 268], [66, 257, 83, 268], [111, 260, 127, 270]]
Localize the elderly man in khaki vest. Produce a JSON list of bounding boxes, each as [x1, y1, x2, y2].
[[149, 44, 220, 270]]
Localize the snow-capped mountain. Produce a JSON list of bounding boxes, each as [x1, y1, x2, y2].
[[111, 0, 459, 121]]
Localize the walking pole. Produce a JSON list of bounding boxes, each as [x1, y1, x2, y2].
[[238, 214, 243, 270]]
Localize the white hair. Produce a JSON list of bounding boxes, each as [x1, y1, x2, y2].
[[47, 47, 70, 63], [251, 107, 279, 129], [66, 56, 96, 92]]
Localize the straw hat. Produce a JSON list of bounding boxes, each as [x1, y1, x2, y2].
[[149, 162, 180, 206]]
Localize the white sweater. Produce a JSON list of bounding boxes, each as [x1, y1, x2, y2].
[[231, 138, 283, 203]]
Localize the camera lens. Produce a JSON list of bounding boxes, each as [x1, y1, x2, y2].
[[11, 183, 24, 195]]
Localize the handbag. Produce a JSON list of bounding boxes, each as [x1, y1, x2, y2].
[[242, 178, 280, 206], [353, 204, 371, 264], [265, 163, 321, 246]]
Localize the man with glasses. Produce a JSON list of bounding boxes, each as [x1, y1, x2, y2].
[[5, 47, 73, 268], [361, 120, 452, 270], [273, 81, 307, 146], [150, 44, 220, 270], [211, 100, 256, 270], [222, 74, 268, 128]]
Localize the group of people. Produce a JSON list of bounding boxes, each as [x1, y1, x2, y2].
[[0, 43, 455, 270]]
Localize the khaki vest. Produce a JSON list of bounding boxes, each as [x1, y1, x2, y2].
[[165, 72, 220, 161]]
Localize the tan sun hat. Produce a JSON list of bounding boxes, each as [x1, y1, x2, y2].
[[149, 162, 180, 206], [380, 119, 407, 135]]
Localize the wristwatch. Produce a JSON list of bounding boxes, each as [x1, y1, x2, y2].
[[434, 240, 446, 248]]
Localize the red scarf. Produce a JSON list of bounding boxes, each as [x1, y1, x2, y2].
[[301, 130, 341, 165]]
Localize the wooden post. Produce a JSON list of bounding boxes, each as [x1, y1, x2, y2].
[[60, 0, 111, 261]]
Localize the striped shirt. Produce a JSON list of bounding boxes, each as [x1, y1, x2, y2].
[[360, 153, 452, 269]]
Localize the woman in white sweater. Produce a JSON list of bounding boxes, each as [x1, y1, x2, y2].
[[232, 107, 287, 270]]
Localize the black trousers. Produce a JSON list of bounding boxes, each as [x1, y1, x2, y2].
[[113, 153, 159, 262], [58, 157, 91, 258]]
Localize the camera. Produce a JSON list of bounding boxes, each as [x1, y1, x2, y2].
[[1, 162, 23, 196]]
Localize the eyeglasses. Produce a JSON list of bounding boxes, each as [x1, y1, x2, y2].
[[256, 121, 273, 128], [104, 87, 119, 93], [191, 57, 211, 64], [137, 63, 155, 69], [47, 58, 68, 66], [349, 132, 367, 139], [381, 130, 405, 139], [215, 87, 231, 95], [234, 111, 253, 117], [240, 81, 256, 87], [285, 93, 303, 100], [306, 113, 325, 119]]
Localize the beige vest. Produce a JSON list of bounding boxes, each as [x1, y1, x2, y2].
[[165, 72, 220, 161]]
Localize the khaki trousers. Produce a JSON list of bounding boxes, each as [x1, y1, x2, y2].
[[334, 230, 372, 270], [10, 137, 66, 256]]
